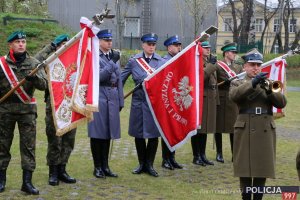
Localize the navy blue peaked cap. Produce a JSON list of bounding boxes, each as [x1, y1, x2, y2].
[[141, 33, 158, 43], [164, 35, 181, 46]]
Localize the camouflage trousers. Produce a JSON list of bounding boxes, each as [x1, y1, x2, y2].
[[0, 112, 37, 171], [45, 107, 76, 166]]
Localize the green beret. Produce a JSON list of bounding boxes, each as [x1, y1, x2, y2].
[[221, 41, 237, 52], [52, 34, 70, 46], [7, 31, 26, 43]]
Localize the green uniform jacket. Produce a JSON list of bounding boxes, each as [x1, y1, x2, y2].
[[216, 60, 243, 133], [229, 76, 287, 178], [0, 53, 47, 113], [198, 59, 219, 134]]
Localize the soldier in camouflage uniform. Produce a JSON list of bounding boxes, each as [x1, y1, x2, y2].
[[35, 34, 76, 186], [0, 31, 47, 195]]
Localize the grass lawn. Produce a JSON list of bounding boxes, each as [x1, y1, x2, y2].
[[0, 78, 299, 200]]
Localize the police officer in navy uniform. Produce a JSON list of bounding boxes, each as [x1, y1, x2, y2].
[[229, 49, 286, 200], [161, 35, 183, 170], [88, 29, 124, 178], [121, 33, 164, 177], [191, 41, 218, 167]]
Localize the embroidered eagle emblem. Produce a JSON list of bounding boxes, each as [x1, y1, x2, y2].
[[172, 76, 193, 111]]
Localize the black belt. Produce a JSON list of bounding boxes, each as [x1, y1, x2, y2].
[[100, 82, 117, 87], [239, 107, 273, 115]]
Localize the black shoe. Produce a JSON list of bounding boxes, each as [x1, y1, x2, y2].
[[170, 157, 183, 169], [0, 170, 6, 193], [145, 163, 159, 177], [192, 156, 206, 166], [48, 165, 59, 186], [200, 154, 214, 165], [132, 163, 145, 174], [162, 159, 174, 170], [21, 170, 39, 195], [93, 167, 105, 178], [58, 165, 76, 183], [216, 153, 224, 163], [102, 168, 118, 177]]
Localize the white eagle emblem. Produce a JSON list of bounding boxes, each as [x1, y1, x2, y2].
[[172, 76, 193, 111]]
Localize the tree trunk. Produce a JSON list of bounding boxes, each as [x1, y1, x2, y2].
[[239, 0, 253, 46]]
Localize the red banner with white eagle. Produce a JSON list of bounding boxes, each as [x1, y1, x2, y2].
[[143, 42, 204, 151], [47, 17, 100, 136], [261, 58, 286, 118]]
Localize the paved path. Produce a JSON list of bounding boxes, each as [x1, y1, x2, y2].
[[287, 86, 300, 92]]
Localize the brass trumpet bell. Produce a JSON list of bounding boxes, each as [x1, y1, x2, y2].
[[261, 79, 283, 93]]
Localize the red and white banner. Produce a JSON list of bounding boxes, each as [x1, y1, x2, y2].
[[143, 42, 204, 151], [47, 17, 100, 136], [261, 58, 287, 118], [71, 17, 100, 118]]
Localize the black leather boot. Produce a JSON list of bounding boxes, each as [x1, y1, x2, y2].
[[145, 138, 159, 177], [215, 133, 224, 163], [161, 140, 174, 170], [230, 133, 234, 162], [170, 152, 183, 169], [199, 134, 214, 165], [101, 139, 118, 177], [91, 138, 105, 178], [0, 170, 6, 193], [58, 164, 76, 183], [48, 165, 59, 186], [132, 138, 146, 174], [21, 170, 39, 195], [191, 135, 206, 166]]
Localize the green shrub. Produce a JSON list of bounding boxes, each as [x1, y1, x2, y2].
[[264, 54, 300, 68]]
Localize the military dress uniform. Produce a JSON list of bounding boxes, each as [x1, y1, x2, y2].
[[0, 31, 47, 195], [161, 35, 183, 170], [214, 42, 243, 163], [34, 34, 77, 186], [121, 33, 164, 177], [191, 41, 218, 166], [88, 29, 124, 178], [229, 49, 287, 200]]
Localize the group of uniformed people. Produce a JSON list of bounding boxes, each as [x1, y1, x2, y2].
[[0, 27, 295, 200]]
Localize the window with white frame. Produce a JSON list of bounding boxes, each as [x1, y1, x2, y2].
[[289, 18, 297, 33], [124, 17, 140, 37], [255, 18, 264, 32], [273, 18, 280, 32], [223, 18, 232, 32]]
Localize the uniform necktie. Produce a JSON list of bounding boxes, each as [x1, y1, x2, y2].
[[145, 57, 150, 63], [105, 54, 110, 60]]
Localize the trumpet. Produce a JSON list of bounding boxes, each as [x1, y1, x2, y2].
[[260, 79, 283, 93]]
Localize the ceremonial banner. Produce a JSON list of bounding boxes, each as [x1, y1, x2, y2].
[[47, 32, 86, 136], [71, 17, 100, 117], [143, 42, 204, 151], [261, 58, 287, 118]]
